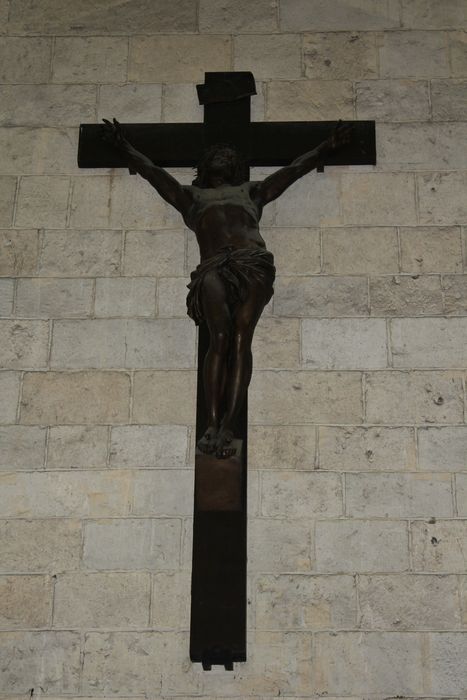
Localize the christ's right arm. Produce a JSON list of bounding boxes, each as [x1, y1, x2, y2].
[[101, 118, 192, 217]]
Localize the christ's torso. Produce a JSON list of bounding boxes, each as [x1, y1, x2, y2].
[[183, 183, 267, 261]]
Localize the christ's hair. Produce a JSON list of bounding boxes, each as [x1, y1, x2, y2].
[[192, 143, 248, 187]]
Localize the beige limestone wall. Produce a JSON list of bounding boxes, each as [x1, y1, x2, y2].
[[1, 0, 467, 697]]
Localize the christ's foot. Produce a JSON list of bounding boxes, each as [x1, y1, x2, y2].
[[215, 428, 236, 459], [197, 425, 218, 454]]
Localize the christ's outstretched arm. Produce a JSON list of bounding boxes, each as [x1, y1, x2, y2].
[[252, 122, 352, 206], [101, 118, 191, 215]]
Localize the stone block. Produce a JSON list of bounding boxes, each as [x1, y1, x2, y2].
[[411, 520, 467, 572], [0, 470, 133, 518], [418, 171, 467, 225], [431, 78, 467, 119], [0, 575, 53, 628], [281, 0, 400, 30], [0, 426, 46, 470], [132, 469, 192, 516], [443, 274, 467, 314], [249, 425, 317, 469], [162, 83, 203, 123], [124, 229, 185, 276], [256, 574, 356, 630], [274, 276, 368, 316], [400, 226, 462, 273], [132, 370, 196, 424], [263, 227, 320, 275], [47, 426, 109, 469], [0, 372, 20, 423], [0, 519, 81, 573], [322, 226, 398, 274], [53, 572, 150, 628], [450, 30, 467, 76], [0, 0, 7, 32], [20, 371, 130, 424], [313, 631, 424, 695], [82, 632, 179, 696], [0, 127, 79, 177], [0, 85, 96, 127], [0, 631, 80, 695], [234, 34, 301, 79], [391, 317, 467, 368], [200, 0, 278, 32], [370, 275, 444, 316], [8, 0, 197, 33], [15, 176, 69, 228], [110, 425, 188, 468], [267, 80, 353, 121], [250, 370, 363, 424], [152, 571, 190, 629], [129, 35, 231, 83], [95, 277, 156, 317], [0, 278, 13, 315], [428, 633, 467, 695], [302, 318, 387, 369], [379, 30, 450, 78], [39, 230, 121, 277], [346, 472, 453, 518], [249, 517, 313, 572], [157, 277, 190, 317], [319, 426, 416, 471], [303, 31, 378, 79], [0, 230, 38, 276], [365, 370, 464, 424], [52, 37, 127, 83], [378, 122, 467, 171], [99, 84, 162, 123], [51, 318, 195, 369], [83, 518, 181, 570], [419, 426, 467, 470], [459, 576, 467, 625], [0, 320, 49, 369], [0, 177, 17, 226], [252, 318, 300, 369], [356, 79, 430, 120], [0, 37, 51, 82], [16, 278, 93, 318], [261, 471, 343, 518], [315, 519, 410, 573], [457, 474, 467, 515], [70, 175, 178, 230], [271, 171, 342, 227], [401, 0, 467, 29], [358, 574, 460, 630], [341, 172, 417, 225]]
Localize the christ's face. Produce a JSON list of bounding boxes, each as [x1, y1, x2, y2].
[[206, 150, 237, 186]]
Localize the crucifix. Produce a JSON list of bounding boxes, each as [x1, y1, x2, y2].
[[78, 72, 375, 671]]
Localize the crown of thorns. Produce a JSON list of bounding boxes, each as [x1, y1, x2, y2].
[[192, 143, 249, 187]]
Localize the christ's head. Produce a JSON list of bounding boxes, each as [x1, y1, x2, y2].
[[193, 144, 248, 188]]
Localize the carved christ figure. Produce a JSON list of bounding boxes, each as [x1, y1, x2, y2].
[[102, 119, 351, 458]]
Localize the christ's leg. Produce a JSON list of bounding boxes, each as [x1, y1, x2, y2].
[[215, 281, 269, 458], [197, 270, 231, 454]]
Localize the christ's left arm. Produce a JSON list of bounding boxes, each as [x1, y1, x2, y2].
[[251, 122, 352, 206]]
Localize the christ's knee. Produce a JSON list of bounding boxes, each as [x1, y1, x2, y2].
[[210, 328, 231, 355]]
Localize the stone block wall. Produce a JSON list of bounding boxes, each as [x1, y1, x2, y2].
[[1, 0, 467, 697]]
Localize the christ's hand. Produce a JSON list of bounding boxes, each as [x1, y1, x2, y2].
[[101, 118, 128, 149]]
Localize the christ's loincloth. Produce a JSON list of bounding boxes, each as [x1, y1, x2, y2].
[[186, 246, 276, 326]]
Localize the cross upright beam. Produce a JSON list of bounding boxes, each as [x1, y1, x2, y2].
[[78, 72, 376, 671]]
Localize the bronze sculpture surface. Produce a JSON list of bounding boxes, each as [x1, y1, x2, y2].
[[102, 119, 350, 458]]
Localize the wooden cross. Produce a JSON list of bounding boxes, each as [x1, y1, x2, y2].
[[78, 72, 376, 671]]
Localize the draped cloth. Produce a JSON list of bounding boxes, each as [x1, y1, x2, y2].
[[186, 246, 276, 326]]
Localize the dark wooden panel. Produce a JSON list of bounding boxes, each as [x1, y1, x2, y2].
[[78, 121, 376, 169]]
